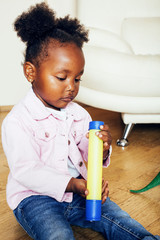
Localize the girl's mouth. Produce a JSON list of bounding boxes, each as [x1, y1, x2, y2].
[[61, 96, 74, 102]]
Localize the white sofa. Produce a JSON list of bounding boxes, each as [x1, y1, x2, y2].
[[49, 0, 160, 146]]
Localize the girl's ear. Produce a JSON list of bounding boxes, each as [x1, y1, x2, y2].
[[23, 62, 36, 83]]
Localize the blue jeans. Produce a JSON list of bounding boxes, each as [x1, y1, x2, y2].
[[13, 194, 160, 240]]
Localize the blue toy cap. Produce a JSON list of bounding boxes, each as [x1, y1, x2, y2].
[[86, 199, 102, 221], [89, 121, 104, 130]]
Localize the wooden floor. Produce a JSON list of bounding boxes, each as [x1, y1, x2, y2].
[[0, 104, 160, 240]]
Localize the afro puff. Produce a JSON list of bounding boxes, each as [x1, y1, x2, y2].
[[14, 2, 89, 67]]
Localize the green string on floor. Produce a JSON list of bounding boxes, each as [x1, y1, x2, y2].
[[130, 172, 160, 193]]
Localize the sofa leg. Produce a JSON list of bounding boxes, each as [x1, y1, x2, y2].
[[117, 123, 134, 147]]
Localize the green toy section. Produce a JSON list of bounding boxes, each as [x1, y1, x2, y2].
[[130, 172, 160, 193]]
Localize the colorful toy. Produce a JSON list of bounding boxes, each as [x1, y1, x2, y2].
[[86, 121, 104, 221], [130, 172, 160, 193]]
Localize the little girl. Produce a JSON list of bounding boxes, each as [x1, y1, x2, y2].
[[2, 3, 160, 240]]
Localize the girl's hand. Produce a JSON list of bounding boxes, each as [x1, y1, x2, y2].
[[66, 178, 88, 198], [66, 177, 109, 204], [86, 124, 112, 159]]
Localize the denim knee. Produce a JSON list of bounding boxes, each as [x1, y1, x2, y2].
[[48, 228, 75, 240]]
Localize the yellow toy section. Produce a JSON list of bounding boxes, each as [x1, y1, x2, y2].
[[87, 129, 103, 200]]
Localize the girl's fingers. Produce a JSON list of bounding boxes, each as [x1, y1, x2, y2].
[[95, 126, 112, 145], [102, 180, 109, 204], [86, 132, 89, 138], [100, 125, 110, 131], [102, 180, 108, 193]]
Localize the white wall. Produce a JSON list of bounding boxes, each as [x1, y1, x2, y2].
[[0, 0, 45, 106]]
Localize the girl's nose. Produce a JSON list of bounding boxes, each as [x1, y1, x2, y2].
[[67, 80, 75, 92]]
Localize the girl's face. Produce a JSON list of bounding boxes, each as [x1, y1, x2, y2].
[[31, 43, 85, 110]]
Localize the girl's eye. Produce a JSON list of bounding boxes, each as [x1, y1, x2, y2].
[[56, 76, 82, 82], [75, 78, 82, 82], [56, 77, 66, 81]]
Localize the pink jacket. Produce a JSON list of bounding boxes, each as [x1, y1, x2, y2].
[[2, 88, 110, 210]]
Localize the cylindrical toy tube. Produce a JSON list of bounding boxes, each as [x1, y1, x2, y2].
[[86, 121, 104, 221]]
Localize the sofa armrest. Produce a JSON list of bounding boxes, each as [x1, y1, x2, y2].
[[83, 45, 160, 97], [87, 27, 133, 54]]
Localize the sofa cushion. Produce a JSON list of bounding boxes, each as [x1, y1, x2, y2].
[[121, 17, 160, 55]]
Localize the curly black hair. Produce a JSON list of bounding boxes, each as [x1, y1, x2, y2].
[[14, 2, 89, 67]]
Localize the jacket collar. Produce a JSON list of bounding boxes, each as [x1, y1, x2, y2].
[[23, 88, 83, 121]]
